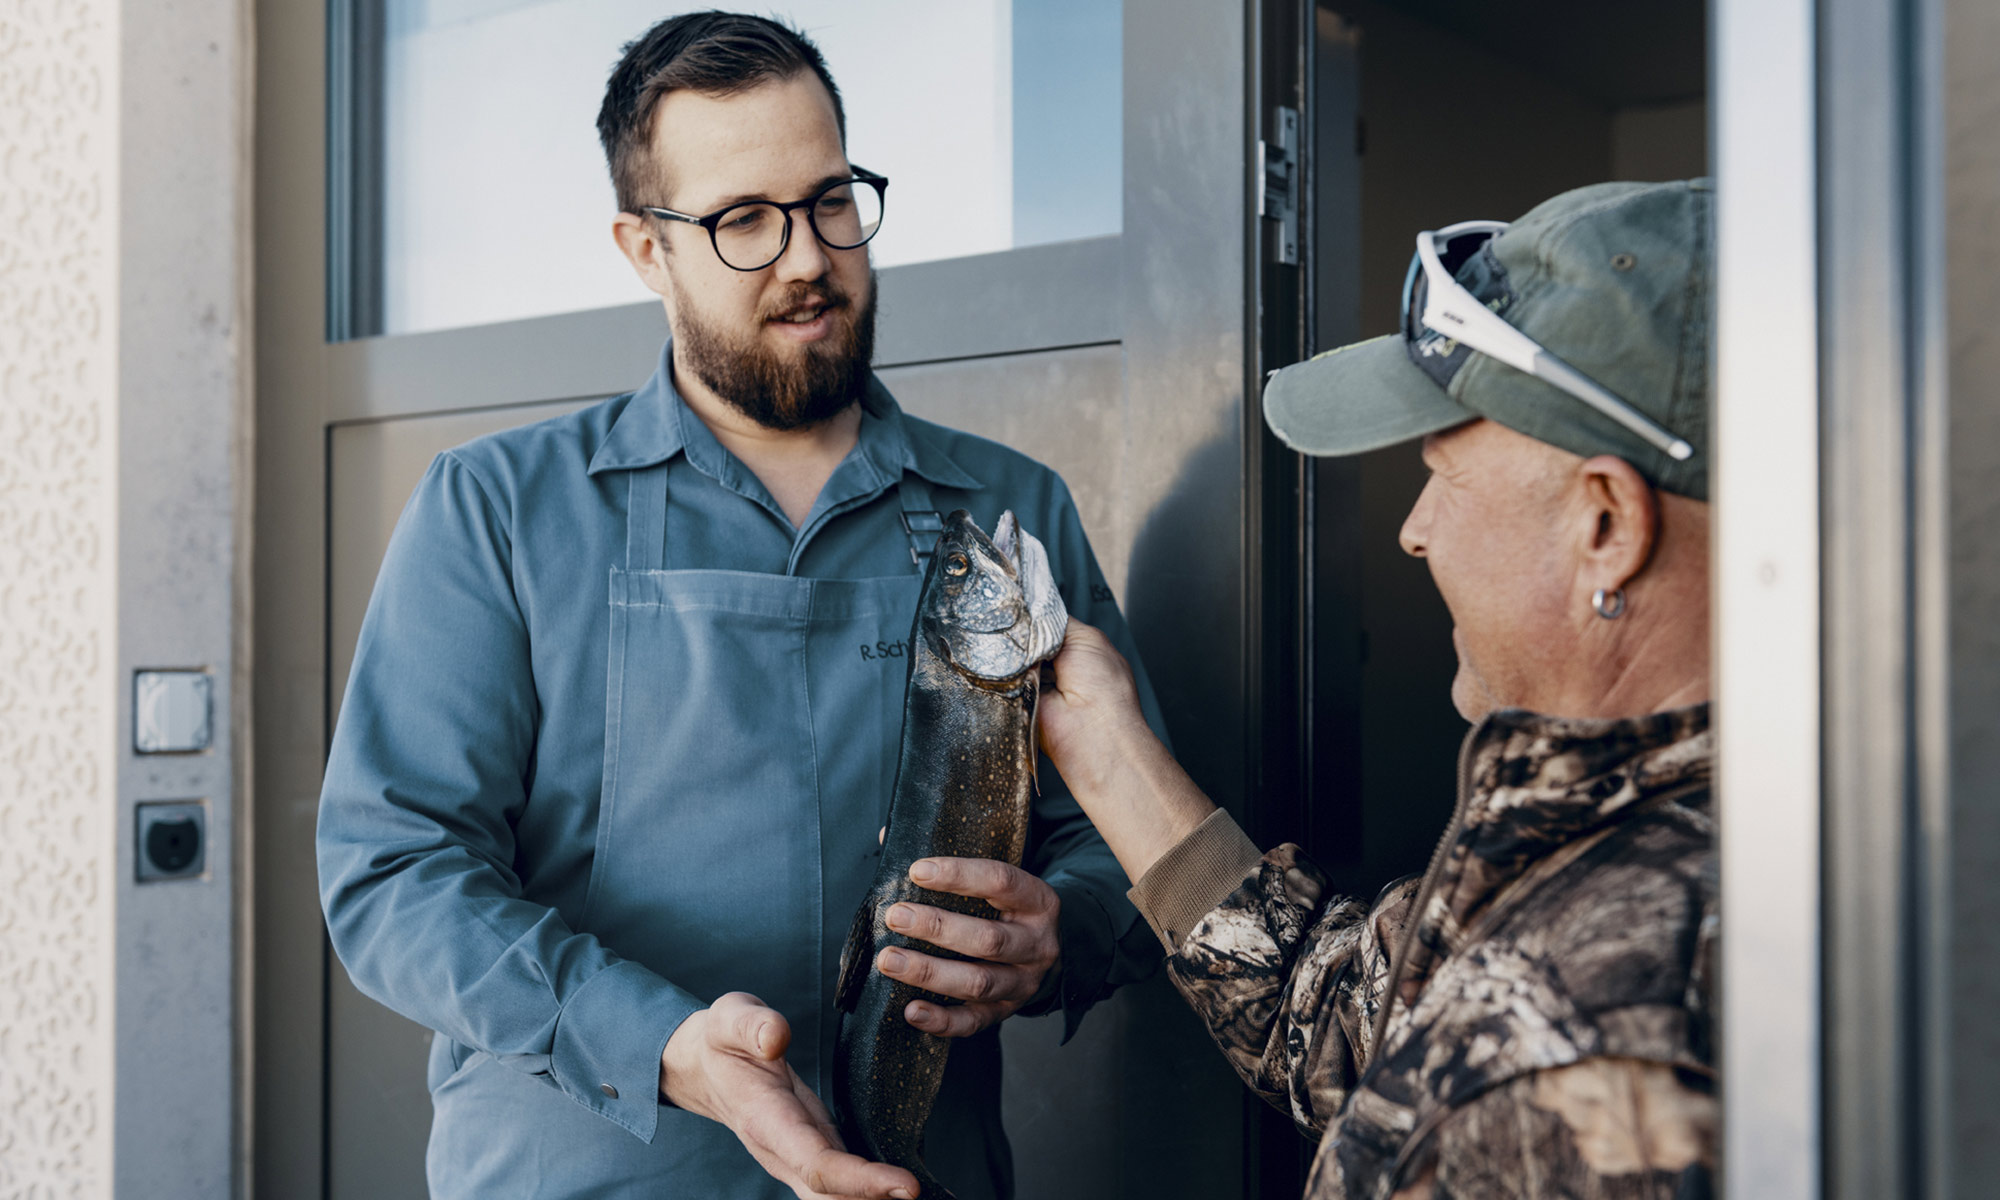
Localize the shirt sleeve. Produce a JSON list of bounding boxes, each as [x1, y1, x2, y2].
[[316, 451, 700, 1144], [1388, 1059, 1718, 1199], [1013, 477, 1170, 1039], [1160, 835, 1419, 1133]]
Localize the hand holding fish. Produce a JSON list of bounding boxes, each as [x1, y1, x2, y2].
[[873, 857, 1061, 1038], [1033, 620, 1148, 792], [1038, 622, 1218, 884], [660, 992, 921, 1200]]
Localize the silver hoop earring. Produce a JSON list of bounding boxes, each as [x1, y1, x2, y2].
[[1592, 588, 1627, 620]]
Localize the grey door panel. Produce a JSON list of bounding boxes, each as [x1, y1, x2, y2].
[[880, 345, 1128, 588], [326, 401, 594, 1200]]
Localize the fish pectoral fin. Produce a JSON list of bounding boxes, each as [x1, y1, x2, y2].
[[835, 897, 878, 1014], [1028, 666, 1044, 795]]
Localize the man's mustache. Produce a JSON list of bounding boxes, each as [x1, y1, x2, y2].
[[762, 282, 851, 323]]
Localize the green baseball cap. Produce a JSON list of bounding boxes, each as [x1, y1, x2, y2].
[[1262, 178, 1713, 501]]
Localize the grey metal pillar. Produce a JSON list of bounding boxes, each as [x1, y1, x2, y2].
[[1817, 0, 1951, 1194], [1941, 0, 2000, 1193]]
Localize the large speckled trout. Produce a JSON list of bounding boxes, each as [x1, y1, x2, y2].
[[832, 509, 1068, 1200]]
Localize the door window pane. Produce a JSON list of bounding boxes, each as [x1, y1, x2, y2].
[[353, 0, 1122, 337]]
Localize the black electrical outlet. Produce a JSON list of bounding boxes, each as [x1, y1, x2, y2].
[[148, 819, 199, 872], [137, 801, 206, 882]]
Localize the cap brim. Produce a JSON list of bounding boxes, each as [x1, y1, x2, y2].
[[1262, 334, 1476, 457]]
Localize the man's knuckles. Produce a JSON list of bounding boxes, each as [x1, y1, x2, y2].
[[913, 857, 1060, 917], [894, 905, 1016, 962], [960, 967, 1001, 1002], [970, 923, 1009, 960]]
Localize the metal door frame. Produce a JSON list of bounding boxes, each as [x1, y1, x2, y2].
[[1715, 0, 1953, 1196], [253, 2, 1270, 1196]]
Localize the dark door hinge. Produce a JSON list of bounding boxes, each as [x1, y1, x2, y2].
[[1258, 105, 1301, 266]]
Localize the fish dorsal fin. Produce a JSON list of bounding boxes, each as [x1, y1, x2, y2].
[[834, 896, 878, 1014]]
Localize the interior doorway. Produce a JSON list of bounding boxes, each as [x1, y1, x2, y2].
[[1299, 0, 1709, 899]]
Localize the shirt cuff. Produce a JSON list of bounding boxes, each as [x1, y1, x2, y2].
[[1017, 882, 1114, 1043], [1126, 809, 1265, 952], [548, 958, 705, 1143]]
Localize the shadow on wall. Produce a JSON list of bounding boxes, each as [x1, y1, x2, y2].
[[1123, 427, 1248, 812]]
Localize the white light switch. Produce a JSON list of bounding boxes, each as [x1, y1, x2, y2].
[[135, 671, 212, 754]]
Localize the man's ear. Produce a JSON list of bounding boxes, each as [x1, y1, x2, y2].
[[611, 212, 673, 299], [1576, 454, 1661, 594]]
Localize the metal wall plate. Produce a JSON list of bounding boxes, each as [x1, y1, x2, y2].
[[135, 670, 212, 754], [136, 801, 207, 882]]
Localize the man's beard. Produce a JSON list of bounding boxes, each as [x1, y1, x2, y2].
[[671, 272, 878, 432]]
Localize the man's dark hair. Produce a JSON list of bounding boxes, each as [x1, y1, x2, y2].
[[597, 11, 847, 214]]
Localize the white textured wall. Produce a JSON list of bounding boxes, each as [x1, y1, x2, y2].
[[0, 0, 121, 1195]]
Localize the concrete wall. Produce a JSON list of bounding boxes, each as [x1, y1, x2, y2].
[[0, 0, 122, 1192]]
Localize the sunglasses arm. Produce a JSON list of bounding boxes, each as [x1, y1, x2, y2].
[[1421, 267, 1695, 462], [1420, 283, 1542, 374]]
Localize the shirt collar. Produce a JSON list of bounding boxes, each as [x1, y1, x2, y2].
[[586, 340, 982, 492], [1391, 701, 1714, 1010]]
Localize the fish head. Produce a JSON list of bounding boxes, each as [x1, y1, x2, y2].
[[919, 510, 1069, 683]]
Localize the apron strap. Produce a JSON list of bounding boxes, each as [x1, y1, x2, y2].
[[626, 463, 670, 572], [896, 477, 941, 573], [628, 461, 937, 574]]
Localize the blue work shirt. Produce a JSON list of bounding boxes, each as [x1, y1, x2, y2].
[[317, 342, 1167, 1198]]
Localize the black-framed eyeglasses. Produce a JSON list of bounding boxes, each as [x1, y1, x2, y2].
[[640, 170, 889, 272]]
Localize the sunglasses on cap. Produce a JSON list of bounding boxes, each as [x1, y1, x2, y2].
[[1401, 221, 1694, 462]]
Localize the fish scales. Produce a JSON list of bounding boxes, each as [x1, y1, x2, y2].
[[832, 510, 1066, 1200]]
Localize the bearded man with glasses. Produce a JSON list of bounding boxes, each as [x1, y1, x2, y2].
[[316, 13, 1164, 1200]]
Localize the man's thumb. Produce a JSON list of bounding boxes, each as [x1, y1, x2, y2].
[[742, 1012, 789, 1060]]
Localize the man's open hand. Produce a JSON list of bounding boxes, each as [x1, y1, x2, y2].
[[659, 992, 920, 1200], [874, 858, 1060, 1038]]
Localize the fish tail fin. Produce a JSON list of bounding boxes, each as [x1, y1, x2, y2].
[[834, 895, 878, 1014]]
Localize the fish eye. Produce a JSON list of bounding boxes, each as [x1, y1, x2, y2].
[[944, 553, 970, 577]]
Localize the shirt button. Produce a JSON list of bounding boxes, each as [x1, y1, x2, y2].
[[600, 1083, 619, 1100]]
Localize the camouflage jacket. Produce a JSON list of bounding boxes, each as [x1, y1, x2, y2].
[[1146, 705, 1716, 1199]]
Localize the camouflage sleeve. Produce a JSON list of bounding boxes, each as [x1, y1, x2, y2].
[[1164, 845, 1419, 1133], [1387, 1059, 1718, 1199]]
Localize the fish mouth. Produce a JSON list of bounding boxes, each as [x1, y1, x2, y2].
[[930, 510, 1068, 682], [948, 510, 1019, 583]]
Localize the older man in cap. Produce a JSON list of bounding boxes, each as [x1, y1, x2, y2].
[[908, 178, 1718, 1196]]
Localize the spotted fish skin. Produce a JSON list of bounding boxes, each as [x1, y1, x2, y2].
[[832, 509, 1066, 1200]]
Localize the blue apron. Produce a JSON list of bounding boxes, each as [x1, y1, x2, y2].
[[429, 460, 1009, 1198]]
